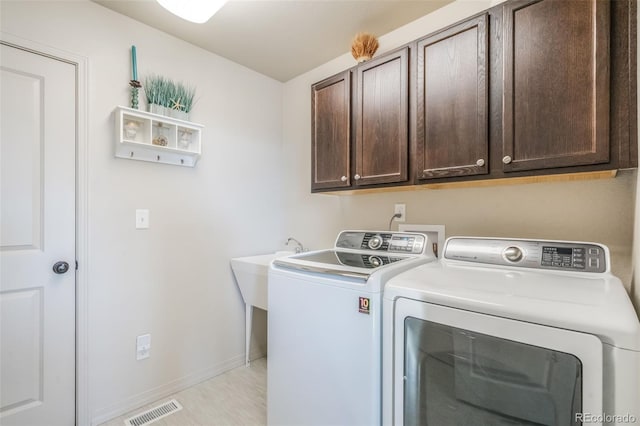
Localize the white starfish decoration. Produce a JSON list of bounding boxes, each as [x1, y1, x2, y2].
[[170, 97, 184, 111]]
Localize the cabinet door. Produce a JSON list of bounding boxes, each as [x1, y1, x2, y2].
[[416, 15, 489, 181], [311, 71, 351, 190], [355, 47, 409, 186], [503, 0, 610, 172]]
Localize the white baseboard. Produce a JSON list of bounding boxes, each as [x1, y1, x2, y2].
[[91, 354, 246, 426]]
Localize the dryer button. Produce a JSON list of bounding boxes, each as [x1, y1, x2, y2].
[[503, 246, 523, 262]]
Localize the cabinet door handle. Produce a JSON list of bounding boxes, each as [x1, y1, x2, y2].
[[340, 176, 347, 182], [354, 174, 361, 180], [476, 159, 485, 167], [502, 156, 512, 164]]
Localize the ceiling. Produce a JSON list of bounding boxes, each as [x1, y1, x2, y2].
[[92, 0, 453, 82]]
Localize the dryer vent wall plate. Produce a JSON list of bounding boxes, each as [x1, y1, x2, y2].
[[398, 224, 445, 257]]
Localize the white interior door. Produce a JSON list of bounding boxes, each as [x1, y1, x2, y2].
[[0, 43, 76, 426]]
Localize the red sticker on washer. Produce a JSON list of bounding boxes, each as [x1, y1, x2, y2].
[[359, 297, 370, 314]]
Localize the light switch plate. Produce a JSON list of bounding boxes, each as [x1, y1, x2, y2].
[[136, 209, 149, 229], [136, 334, 151, 360]]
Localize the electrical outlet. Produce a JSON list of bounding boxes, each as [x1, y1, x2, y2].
[[136, 209, 149, 229], [136, 334, 151, 360], [394, 204, 406, 222]]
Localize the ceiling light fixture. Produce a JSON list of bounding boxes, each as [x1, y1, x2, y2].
[[156, 0, 228, 24]]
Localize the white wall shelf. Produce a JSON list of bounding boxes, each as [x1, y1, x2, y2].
[[114, 106, 204, 167]]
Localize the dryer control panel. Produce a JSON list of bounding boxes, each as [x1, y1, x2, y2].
[[444, 238, 608, 273], [335, 231, 427, 255]]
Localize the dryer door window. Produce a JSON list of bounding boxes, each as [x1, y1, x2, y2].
[[391, 299, 603, 426], [404, 318, 582, 425]]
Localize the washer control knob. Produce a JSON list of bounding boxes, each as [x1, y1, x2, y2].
[[369, 256, 382, 267], [368, 235, 383, 250], [502, 155, 512, 164], [503, 246, 523, 262]]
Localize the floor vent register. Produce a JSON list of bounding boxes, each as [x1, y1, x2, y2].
[[124, 399, 183, 426]]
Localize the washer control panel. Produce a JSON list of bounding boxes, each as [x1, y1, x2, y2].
[[335, 231, 426, 254], [445, 238, 607, 273]]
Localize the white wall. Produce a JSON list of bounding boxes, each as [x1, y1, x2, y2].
[[282, 0, 638, 296], [1, 1, 285, 423]]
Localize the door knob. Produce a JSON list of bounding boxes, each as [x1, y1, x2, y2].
[[340, 176, 347, 182], [502, 155, 512, 164], [354, 174, 361, 180], [476, 159, 485, 167], [53, 261, 70, 274]]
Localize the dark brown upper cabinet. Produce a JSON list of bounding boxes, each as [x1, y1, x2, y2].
[[311, 71, 352, 191], [502, 0, 610, 173], [355, 47, 410, 186], [310, 0, 635, 193], [416, 14, 489, 181]]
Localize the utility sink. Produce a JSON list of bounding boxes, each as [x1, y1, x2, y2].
[[231, 251, 293, 310], [231, 251, 293, 365]]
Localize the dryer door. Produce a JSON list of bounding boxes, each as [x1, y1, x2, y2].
[[392, 298, 603, 426]]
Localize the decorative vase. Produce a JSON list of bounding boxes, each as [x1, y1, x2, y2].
[[148, 103, 166, 116], [354, 54, 373, 63], [178, 129, 193, 149], [170, 109, 189, 121], [124, 120, 139, 140]]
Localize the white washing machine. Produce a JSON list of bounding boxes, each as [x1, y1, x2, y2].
[[268, 230, 437, 426], [383, 237, 640, 426]]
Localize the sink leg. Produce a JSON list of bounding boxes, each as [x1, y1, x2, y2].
[[245, 304, 253, 366]]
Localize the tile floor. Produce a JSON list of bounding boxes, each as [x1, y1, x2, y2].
[[99, 358, 267, 426]]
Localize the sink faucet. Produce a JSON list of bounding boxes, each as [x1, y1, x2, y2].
[[286, 237, 304, 254]]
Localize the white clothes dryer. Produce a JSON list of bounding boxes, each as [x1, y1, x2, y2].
[[268, 230, 437, 426], [382, 237, 640, 426]]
